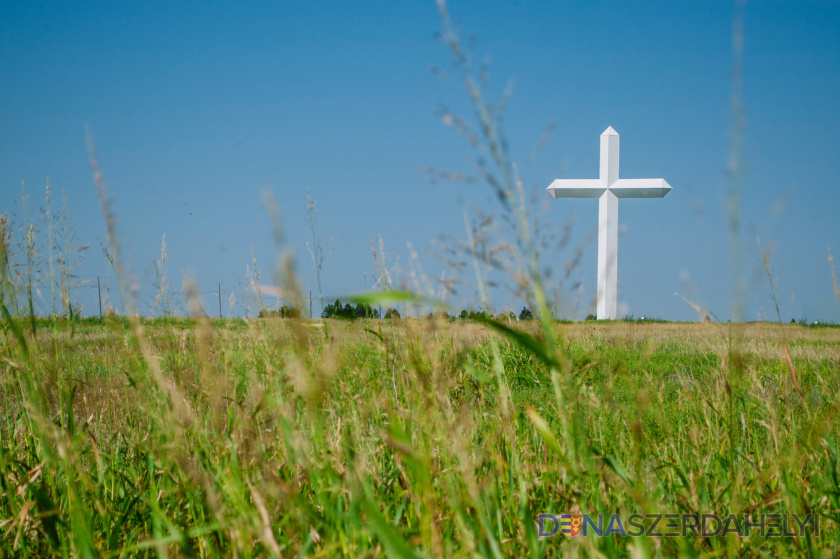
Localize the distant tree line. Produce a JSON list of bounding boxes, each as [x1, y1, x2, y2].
[[458, 307, 535, 321], [321, 299, 381, 319], [258, 302, 538, 321], [258, 305, 301, 319]]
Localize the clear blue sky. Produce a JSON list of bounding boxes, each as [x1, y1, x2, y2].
[[2, 0, 838, 321]]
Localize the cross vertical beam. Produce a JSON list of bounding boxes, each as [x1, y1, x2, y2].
[[598, 190, 618, 319], [600, 127, 619, 186], [597, 127, 620, 319]]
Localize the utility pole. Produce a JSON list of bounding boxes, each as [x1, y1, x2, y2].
[[97, 277, 102, 318], [309, 291, 312, 319], [218, 284, 222, 318]]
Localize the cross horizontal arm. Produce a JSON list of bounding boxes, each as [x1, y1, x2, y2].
[[546, 179, 606, 199], [609, 178, 672, 198]]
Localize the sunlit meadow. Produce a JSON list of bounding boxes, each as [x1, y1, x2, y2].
[[1, 2, 839, 558]]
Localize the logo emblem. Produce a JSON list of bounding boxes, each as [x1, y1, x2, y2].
[[560, 514, 582, 536]]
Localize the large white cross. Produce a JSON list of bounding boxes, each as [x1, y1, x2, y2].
[[547, 127, 672, 320]]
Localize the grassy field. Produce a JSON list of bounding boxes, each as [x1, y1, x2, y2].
[[1, 316, 838, 557]]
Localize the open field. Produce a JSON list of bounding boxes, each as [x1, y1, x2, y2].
[[4, 1, 840, 555], [1, 316, 838, 557]]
